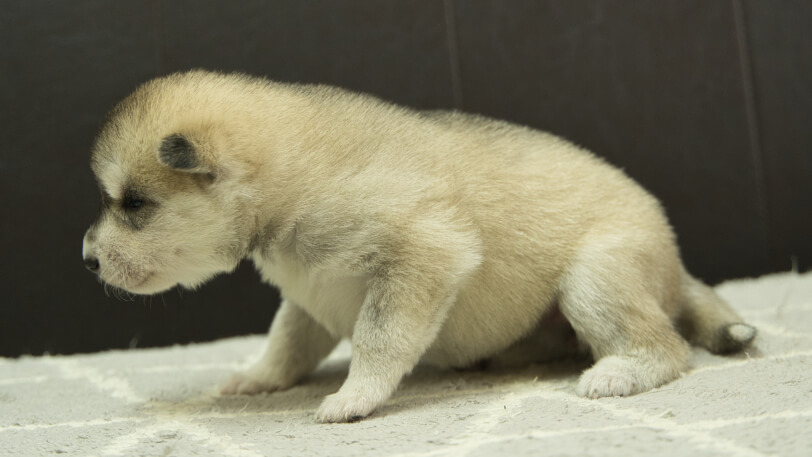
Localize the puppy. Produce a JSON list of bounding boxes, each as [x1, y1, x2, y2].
[[82, 70, 756, 422]]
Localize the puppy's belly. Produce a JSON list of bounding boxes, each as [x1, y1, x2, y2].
[[424, 291, 556, 368], [256, 256, 553, 366]]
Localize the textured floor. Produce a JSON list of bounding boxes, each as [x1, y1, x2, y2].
[[2, 271, 811, 457]]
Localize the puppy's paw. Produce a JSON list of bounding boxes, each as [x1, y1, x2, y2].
[[576, 356, 639, 399], [315, 391, 378, 423], [219, 368, 291, 396]]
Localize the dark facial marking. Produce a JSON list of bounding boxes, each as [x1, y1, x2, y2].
[[122, 189, 144, 210], [110, 186, 157, 231], [159, 134, 199, 170]]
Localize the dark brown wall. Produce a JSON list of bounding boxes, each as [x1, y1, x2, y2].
[[1, 1, 809, 357]]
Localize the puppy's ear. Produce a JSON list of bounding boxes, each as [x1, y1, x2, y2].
[[157, 134, 212, 174]]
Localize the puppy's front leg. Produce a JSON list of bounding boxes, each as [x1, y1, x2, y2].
[[315, 271, 461, 423], [221, 299, 338, 395]]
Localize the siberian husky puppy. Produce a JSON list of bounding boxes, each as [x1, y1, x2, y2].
[[82, 70, 755, 422]]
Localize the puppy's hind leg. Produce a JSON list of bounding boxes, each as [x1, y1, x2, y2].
[[220, 299, 339, 395], [559, 241, 691, 398]]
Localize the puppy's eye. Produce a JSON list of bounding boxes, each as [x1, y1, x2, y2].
[[122, 196, 144, 210]]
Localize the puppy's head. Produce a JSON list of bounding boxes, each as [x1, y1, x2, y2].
[[82, 75, 255, 295]]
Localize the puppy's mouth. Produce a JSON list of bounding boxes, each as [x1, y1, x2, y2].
[[100, 271, 156, 296], [126, 272, 155, 291]]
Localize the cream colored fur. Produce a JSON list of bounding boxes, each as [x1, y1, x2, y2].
[[82, 70, 755, 422]]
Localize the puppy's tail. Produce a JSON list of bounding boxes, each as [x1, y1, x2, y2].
[[677, 271, 756, 354]]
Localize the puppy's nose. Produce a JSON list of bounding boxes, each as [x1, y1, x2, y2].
[[84, 256, 100, 273]]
